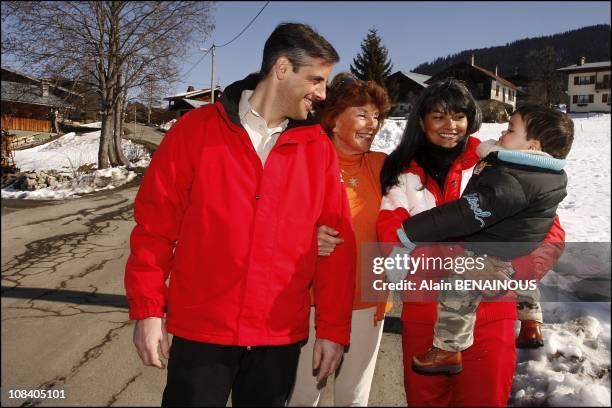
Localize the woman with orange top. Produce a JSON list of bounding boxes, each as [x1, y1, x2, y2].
[[287, 72, 391, 407]]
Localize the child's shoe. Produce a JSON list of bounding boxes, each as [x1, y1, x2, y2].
[[412, 347, 463, 374], [516, 320, 544, 349]]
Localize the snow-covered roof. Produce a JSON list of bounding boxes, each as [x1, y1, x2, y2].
[[183, 98, 210, 108], [165, 86, 223, 100], [1, 80, 73, 108], [398, 71, 431, 87], [557, 61, 611, 71]]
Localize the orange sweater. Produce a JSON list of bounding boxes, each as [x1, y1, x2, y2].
[[337, 150, 392, 323]]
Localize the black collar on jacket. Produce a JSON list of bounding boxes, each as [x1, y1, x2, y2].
[[218, 73, 319, 132]]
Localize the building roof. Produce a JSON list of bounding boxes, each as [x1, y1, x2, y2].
[[165, 86, 223, 101], [470, 64, 518, 89], [425, 62, 518, 90], [1, 66, 84, 98], [397, 71, 431, 87], [1, 80, 73, 108], [557, 61, 611, 72]]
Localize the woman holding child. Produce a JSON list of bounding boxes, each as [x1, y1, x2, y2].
[[376, 78, 567, 406]]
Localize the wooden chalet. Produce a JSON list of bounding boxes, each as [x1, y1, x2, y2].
[[1, 66, 84, 132], [425, 56, 519, 109]]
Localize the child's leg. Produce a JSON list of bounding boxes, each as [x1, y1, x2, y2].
[[433, 284, 482, 352], [516, 287, 543, 323], [515, 287, 545, 348], [412, 279, 481, 374]]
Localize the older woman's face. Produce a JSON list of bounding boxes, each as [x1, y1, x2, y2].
[[420, 109, 469, 148], [331, 104, 380, 155]]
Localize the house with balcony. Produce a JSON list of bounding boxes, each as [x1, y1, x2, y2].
[[557, 57, 610, 113], [425, 56, 519, 110]]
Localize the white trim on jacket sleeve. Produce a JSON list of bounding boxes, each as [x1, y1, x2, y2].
[[460, 165, 476, 196], [380, 173, 437, 216]]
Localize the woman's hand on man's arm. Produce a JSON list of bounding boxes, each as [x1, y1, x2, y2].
[[317, 225, 344, 256]]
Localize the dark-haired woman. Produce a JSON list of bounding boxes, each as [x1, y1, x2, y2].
[[377, 78, 565, 406], [287, 73, 391, 407]]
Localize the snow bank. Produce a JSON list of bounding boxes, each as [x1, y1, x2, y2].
[[80, 121, 102, 128], [2, 130, 150, 200], [511, 307, 611, 407], [2, 167, 138, 200], [159, 119, 177, 132]]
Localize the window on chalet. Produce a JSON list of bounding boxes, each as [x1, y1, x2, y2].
[[496, 85, 500, 96], [477, 83, 484, 96], [603, 93, 609, 103], [573, 94, 594, 104], [573, 75, 596, 85]]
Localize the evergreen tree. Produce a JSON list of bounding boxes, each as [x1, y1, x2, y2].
[[350, 28, 398, 101], [526, 46, 565, 106]]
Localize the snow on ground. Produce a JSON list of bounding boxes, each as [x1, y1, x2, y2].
[[372, 114, 611, 406], [80, 121, 102, 128], [2, 130, 150, 200], [159, 119, 177, 132]]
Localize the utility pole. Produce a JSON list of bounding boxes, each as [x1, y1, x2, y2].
[[210, 45, 216, 103], [200, 45, 216, 104]]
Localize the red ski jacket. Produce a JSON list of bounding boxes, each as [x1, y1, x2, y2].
[[125, 75, 356, 346], [377, 136, 565, 325]]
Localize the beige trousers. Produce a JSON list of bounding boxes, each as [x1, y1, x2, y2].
[[287, 307, 384, 407]]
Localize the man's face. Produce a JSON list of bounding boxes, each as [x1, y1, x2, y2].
[[278, 57, 334, 120]]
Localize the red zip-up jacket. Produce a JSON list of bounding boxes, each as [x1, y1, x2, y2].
[[377, 136, 565, 324], [124, 74, 356, 346]]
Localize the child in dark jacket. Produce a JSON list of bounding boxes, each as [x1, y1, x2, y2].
[[391, 104, 574, 374]]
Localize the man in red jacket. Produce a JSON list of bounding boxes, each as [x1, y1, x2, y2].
[[124, 23, 356, 407]]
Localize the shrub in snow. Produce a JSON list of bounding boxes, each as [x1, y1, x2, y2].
[[478, 100, 512, 123]]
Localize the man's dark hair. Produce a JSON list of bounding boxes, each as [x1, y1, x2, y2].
[[259, 22, 339, 76], [513, 104, 574, 159]]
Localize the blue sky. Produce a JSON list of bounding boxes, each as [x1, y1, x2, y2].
[[172, 1, 610, 95]]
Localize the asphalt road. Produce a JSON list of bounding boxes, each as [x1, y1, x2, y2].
[[1, 125, 405, 407]]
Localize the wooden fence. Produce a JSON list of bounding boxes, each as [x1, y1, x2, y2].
[[1, 116, 51, 132]]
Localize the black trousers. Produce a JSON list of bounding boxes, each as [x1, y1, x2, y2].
[[161, 336, 302, 407]]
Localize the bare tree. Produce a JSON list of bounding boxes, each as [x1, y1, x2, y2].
[[2, 1, 215, 168], [139, 74, 169, 126]]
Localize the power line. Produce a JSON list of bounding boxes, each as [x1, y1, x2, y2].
[[181, 47, 211, 78], [215, 1, 270, 48], [177, 2, 269, 87]]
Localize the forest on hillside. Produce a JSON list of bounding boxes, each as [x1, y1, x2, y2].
[[413, 24, 610, 77]]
